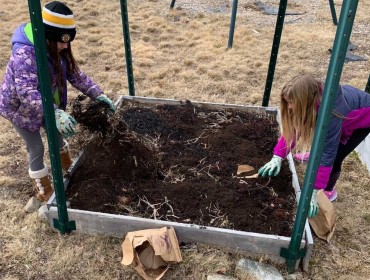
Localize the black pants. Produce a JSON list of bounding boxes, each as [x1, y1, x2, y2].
[[325, 127, 370, 191]]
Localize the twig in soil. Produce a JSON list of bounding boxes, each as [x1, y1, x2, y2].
[[208, 123, 222, 129], [140, 133, 161, 151], [239, 179, 250, 185], [189, 164, 218, 182], [163, 196, 179, 220], [163, 165, 186, 184], [185, 131, 206, 144], [214, 111, 229, 123], [208, 202, 231, 228], [269, 187, 278, 197], [118, 204, 139, 215], [202, 165, 218, 181], [241, 177, 272, 192], [137, 195, 162, 219], [199, 157, 207, 164], [260, 213, 267, 220], [137, 195, 179, 220]]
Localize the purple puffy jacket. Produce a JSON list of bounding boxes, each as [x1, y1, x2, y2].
[[0, 23, 104, 132]]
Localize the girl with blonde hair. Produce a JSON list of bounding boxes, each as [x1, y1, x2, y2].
[[258, 74, 370, 217]]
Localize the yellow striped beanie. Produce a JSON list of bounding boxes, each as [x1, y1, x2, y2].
[[42, 1, 76, 43]]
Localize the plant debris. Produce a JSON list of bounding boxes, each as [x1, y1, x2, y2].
[[68, 100, 296, 237]]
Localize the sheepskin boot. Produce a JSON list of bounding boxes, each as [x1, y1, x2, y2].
[[29, 166, 54, 202], [60, 140, 73, 172]]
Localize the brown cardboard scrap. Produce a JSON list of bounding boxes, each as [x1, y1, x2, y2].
[[308, 190, 336, 241], [237, 164, 255, 175], [121, 227, 182, 280]]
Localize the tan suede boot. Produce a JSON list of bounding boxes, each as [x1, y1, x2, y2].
[[60, 140, 73, 172], [29, 166, 54, 202]]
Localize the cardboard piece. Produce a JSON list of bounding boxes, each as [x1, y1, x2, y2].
[[237, 164, 254, 175], [308, 190, 336, 241], [121, 227, 182, 280]]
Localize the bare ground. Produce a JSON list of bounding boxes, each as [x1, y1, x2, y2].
[[0, 0, 369, 279]]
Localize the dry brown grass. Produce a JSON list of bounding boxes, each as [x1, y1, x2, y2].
[[0, 0, 369, 279]]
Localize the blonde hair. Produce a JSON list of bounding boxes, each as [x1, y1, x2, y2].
[[280, 74, 322, 151]]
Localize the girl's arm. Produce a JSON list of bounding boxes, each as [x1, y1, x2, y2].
[[273, 135, 296, 158], [67, 69, 104, 99]]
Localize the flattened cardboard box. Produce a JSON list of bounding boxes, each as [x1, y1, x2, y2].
[[121, 227, 182, 280]]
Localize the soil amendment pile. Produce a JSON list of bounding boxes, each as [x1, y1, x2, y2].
[[68, 98, 296, 237]]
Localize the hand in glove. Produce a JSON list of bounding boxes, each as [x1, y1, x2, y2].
[[308, 189, 319, 218], [258, 155, 282, 177], [55, 109, 77, 138], [96, 94, 116, 113]]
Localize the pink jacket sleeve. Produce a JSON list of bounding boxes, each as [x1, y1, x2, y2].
[[315, 166, 332, 189], [274, 136, 332, 189], [273, 136, 295, 158]]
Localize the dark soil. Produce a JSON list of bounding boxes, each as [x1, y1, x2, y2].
[[68, 98, 296, 237]]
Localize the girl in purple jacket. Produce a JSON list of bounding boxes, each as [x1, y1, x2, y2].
[[258, 74, 370, 218], [0, 1, 115, 206]]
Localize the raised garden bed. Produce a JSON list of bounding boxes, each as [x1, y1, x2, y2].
[[46, 96, 313, 268]]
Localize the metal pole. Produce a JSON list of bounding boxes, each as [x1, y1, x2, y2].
[[27, 0, 76, 234], [281, 0, 359, 273], [120, 0, 135, 96], [170, 0, 176, 9], [227, 0, 238, 49], [262, 0, 287, 107], [365, 74, 370, 93], [328, 0, 338, 25]]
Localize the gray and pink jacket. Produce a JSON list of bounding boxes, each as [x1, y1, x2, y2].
[[274, 85, 370, 189], [0, 23, 103, 132]]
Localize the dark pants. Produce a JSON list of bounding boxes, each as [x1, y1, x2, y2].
[[325, 127, 370, 191]]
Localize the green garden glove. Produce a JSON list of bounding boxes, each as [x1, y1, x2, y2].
[[308, 189, 319, 218], [258, 155, 282, 177], [55, 109, 78, 138], [96, 94, 116, 113]]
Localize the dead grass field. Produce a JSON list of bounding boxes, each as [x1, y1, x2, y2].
[[0, 0, 369, 279]]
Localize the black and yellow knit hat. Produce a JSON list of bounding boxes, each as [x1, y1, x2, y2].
[[42, 1, 76, 43]]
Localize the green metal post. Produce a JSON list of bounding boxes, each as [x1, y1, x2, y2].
[[120, 0, 135, 96], [281, 0, 359, 273], [227, 0, 239, 49], [262, 0, 287, 107], [170, 0, 176, 9], [328, 0, 338, 25], [365, 74, 370, 93], [27, 0, 76, 234]]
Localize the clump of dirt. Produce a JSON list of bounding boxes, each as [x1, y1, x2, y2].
[[71, 94, 112, 134], [68, 100, 296, 237]]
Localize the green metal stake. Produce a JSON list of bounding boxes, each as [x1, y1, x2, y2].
[[27, 0, 76, 234], [328, 0, 338, 25], [170, 0, 176, 9], [365, 74, 370, 93], [227, 0, 239, 49], [281, 0, 359, 273], [262, 0, 287, 107], [120, 0, 135, 96]]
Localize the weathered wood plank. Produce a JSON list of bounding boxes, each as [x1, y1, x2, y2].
[[118, 96, 278, 116], [47, 207, 305, 264]]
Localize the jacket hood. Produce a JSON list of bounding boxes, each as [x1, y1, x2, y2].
[[11, 23, 34, 54]]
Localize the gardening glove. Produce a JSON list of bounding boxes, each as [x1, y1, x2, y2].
[[55, 109, 78, 138], [308, 189, 319, 218], [96, 94, 116, 113], [258, 155, 282, 177]]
